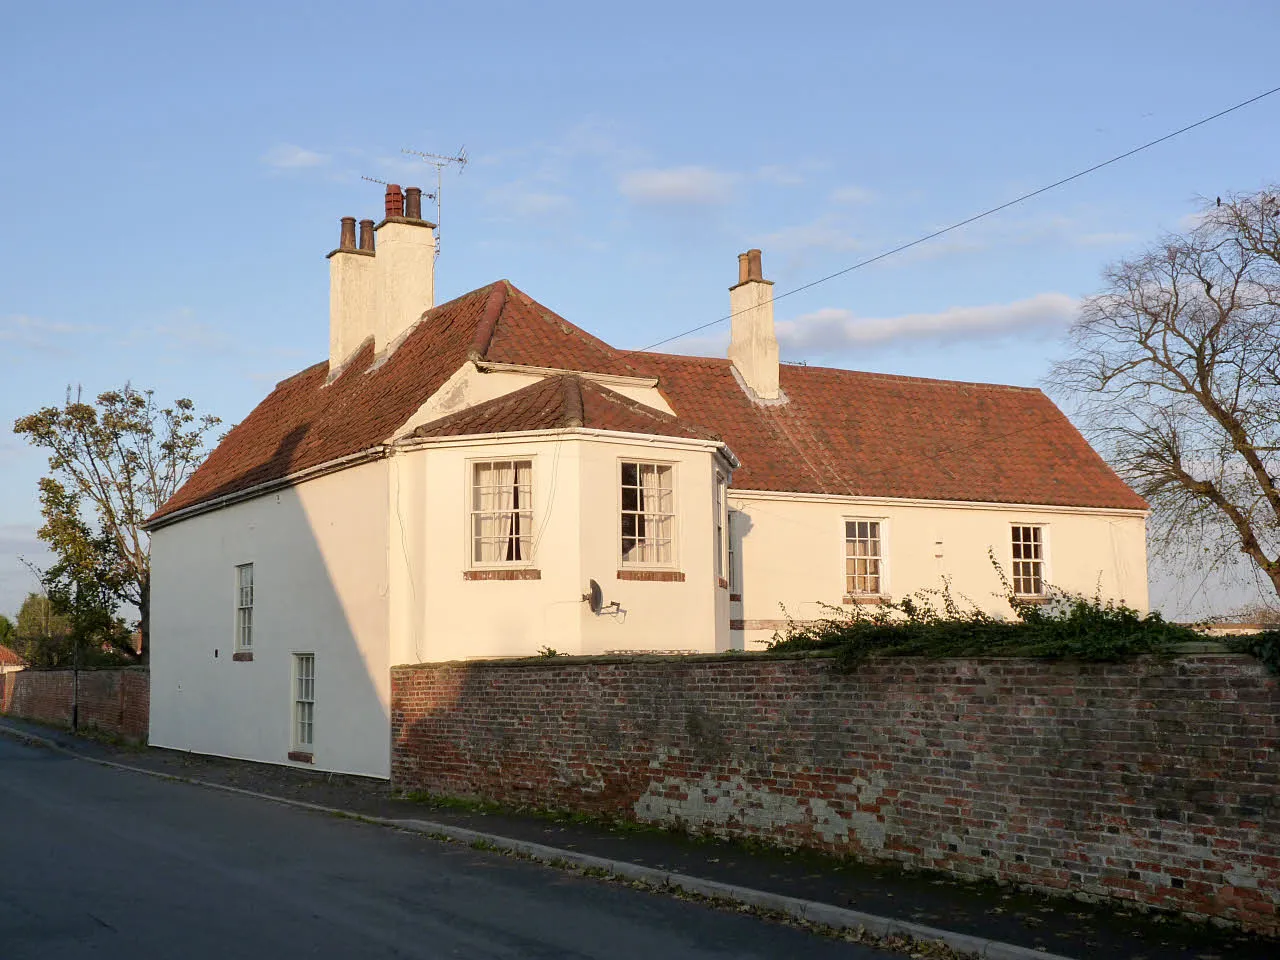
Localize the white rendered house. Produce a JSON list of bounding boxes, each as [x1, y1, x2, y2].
[[147, 186, 1148, 779]]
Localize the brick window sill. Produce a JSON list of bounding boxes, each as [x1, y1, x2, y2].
[[717, 576, 729, 589], [842, 595, 888, 605], [464, 569, 542, 581], [287, 750, 314, 764], [729, 593, 742, 602], [232, 651, 254, 662], [617, 569, 685, 582], [1015, 595, 1051, 605]]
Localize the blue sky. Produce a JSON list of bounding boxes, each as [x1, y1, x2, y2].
[[3, 0, 1278, 620]]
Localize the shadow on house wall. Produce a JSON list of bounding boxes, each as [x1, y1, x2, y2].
[[150, 420, 392, 778]]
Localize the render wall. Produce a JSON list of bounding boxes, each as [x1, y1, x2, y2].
[[392, 652, 1279, 934], [1, 668, 149, 741], [389, 433, 729, 666], [149, 463, 392, 778], [729, 493, 1148, 647]]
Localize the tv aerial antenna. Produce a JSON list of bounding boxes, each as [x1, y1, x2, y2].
[[401, 146, 468, 255]]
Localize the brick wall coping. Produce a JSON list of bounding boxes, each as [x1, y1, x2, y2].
[[393, 641, 1239, 671], [16, 665, 149, 673]]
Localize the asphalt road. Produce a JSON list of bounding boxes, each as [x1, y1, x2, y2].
[[0, 737, 896, 959]]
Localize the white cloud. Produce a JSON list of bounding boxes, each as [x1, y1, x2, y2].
[[756, 165, 805, 186], [262, 144, 330, 169], [830, 185, 875, 204], [1178, 209, 1212, 232], [619, 166, 735, 205], [762, 219, 863, 255], [1074, 230, 1140, 247], [0, 315, 97, 351], [776, 293, 1079, 354], [485, 182, 574, 219]]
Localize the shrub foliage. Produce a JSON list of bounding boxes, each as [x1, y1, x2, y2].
[[1227, 631, 1280, 675], [766, 552, 1202, 670]]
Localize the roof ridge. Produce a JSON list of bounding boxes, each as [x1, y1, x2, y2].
[[789, 366, 1045, 393], [637, 352, 1044, 393], [561, 374, 584, 428], [467, 282, 509, 361]]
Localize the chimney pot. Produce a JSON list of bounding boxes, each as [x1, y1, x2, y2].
[[737, 253, 750, 285], [339, 216, 357, 251], [747, 248, 763, 282], [358, 219, 375, 251], [404, 186, 423, 220], [384, 184, 404, 219]]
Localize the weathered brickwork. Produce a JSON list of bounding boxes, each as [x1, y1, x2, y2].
[[392, 653, 1280, 933], [1, 668, 149, 741]]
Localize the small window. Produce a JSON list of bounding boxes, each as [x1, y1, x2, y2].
[[471, 460, 533, 564], [620, 461, 675, 565], [713, 472, 727, 579], [1012, 525, 1044, 596], [844, 520, 883, 596], [293, 654, 315, 748], [235, 563, 254, 651]]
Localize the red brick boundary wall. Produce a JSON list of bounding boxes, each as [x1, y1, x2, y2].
[[1, 668, 149, 742], [392, 653, 1280, 933]]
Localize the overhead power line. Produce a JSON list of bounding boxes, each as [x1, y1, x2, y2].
[[633, 82, 1280, 354]]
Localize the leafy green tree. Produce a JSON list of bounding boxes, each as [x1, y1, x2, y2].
[[14, 592, 72, 668], [0, 614, 15, 647], [14, 385, 220, 659]]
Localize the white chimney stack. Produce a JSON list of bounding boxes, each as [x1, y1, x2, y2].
[[728, 248, 780, 401], [327, 184, 436, 372]]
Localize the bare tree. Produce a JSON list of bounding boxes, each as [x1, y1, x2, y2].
[[1050, 188, 1280, 600], [13, 385, 220, 658]]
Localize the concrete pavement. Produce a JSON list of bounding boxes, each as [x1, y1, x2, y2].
[[0, 736, 896, 959]]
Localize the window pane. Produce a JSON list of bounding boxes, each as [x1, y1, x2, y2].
[[294, 655, 315, 748], [620, 461, 676, 566], [471, 460, 534, 565], [1011, 527, 1044, 595], [844, 520, 883, 594]]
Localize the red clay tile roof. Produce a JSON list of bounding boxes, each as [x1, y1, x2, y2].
[[413, 374, 720, 443], [152, 279, 1145, 522], [151, 281, 646, 522], [0, 644, 25, 668], [631, 353, 1147, 510]]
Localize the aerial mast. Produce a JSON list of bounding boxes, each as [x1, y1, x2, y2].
[[401, 146, 468, 257]]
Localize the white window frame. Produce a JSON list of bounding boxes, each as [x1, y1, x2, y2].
[[234, 563, 254, 652], [293, 653, 315, 750], [618, 459, 677, 568], [713, 471, 728, 581], [467, 458, 535, 568], [842, 518, 887, 598], [1010, 524, 1048, 597]]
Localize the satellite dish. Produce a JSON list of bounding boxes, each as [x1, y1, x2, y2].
[[584, 579, 604, 614]]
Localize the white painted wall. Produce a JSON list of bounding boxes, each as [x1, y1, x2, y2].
[[393, 361, 674, 440], [728, 491, 1148, 648], [150, 463, 391, 779], [388, 432, 731, 665]]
